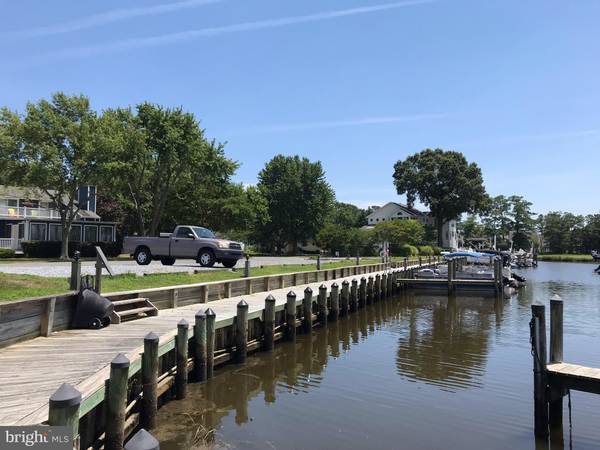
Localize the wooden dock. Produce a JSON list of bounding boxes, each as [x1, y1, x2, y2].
[[530, 296, 600, 439], [0, 264, 422, 431]]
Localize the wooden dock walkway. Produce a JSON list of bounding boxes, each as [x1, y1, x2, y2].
[[0, 266, 404, 427]]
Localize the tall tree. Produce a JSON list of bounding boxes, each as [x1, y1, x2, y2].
[[101, 104, 237, 236], [327, 202, 369, 228], [257, 155, 334, 253], [393, 149, 488, 246], [508, 195, 535, 250], [1, 93, 112, 259]]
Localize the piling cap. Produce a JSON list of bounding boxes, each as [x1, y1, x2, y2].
[[125, 428, 160, 450], [361, 277, 366, 281], [205, 308, 216, 316], [144, 332, 159, 343], [319, 284, 327, 290], [375, 274, 380, 278], [342, 280, 349, 286], [178, 319, 189, 328], [111, 353, 130, 369], [237, 299, 249, 308], [195, 310, 206, 318], [551, 294, 562, 302], [49, 383, 82, 408], [287, 291, 296, 298], [265, 294, 276, 303], [304, 287, 313, 294], [332, 282, 339, 288]]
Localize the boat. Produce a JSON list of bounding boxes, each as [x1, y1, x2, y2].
[[592, 251, 600, 262]]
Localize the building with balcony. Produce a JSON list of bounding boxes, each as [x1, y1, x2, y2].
[[365, 202, 458, 249], [0, 185, 117, 250]]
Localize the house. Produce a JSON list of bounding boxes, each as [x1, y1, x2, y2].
[[365, 202, 458, 249], [0, 185, 117, 250]]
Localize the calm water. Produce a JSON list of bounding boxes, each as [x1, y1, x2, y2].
[[154, 262, 600, 450]]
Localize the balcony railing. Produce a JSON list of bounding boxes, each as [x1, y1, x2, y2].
[[0, 238, 22, 250], [0, 205, 61, 220]]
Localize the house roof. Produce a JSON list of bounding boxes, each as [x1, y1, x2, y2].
[[0, 185, 57, 202], [366, 201, 428, 219]]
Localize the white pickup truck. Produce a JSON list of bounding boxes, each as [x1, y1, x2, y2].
[[123, 225, 244, 268]]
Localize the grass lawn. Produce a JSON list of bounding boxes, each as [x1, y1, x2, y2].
[[538, 254, 596, 263], [0, 259, 383, 302]]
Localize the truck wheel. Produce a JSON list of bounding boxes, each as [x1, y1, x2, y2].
[[160, 257, 176, 266], [134, 247, 152, 265], [221, 259, 237, 269], [198, 249, 216, 267]]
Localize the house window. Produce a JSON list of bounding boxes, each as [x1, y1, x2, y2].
[[20, 199, 39, 208], [49, 224, 62, 241], [100, 226, 113, 242], [30, 223, 47, 241], [70, 225, 82, 242], [84, 225, 98, 242]]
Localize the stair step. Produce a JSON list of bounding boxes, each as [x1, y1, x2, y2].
[[112, 298, 149, 307], [118, 306, 157, 317]]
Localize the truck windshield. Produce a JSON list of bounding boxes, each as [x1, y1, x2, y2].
[[192, 227, 216, 239]]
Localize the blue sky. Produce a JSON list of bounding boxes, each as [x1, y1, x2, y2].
[[1, 0, 599, 215]]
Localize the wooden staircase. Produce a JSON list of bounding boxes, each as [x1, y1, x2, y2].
[[110, 298, 158, 324]]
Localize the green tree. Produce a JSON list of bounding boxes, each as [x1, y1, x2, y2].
[[539, 212, 585, 253], [101, 104, 237, 236], [508, 195, 535, 250], [327, 202, 369, 228], [373, 219, 425, 247], [1, 93, 113, 259], [393, 149, 487, 246], [316, 223, 350, 255], [257, 155, 334, 253]]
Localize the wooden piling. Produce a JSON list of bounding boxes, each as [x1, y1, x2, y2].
[[235, 300, 249, 364], [549, 295, 564, 428], [359, 277, 367, 307], [350, 279, 358, 312], [447, 259, 455, 294], [193, 312, 207, 382], [176, 319, 189, 399], [330, 282, 340, 321], [531, 303, 548, 439], [303, 287, 313, 333], [381, 273, 387, 298], [286, 291, 297, 342], [205, 308, 216, 378], [141, 332, 159, 429], [341, 280, 350, 316], [48, 383, 81, 446], [318, 284, 328, 326], [367, 276, 374, 305], [106, 353, 130, 450], [264, 295, 276, 351], [375, 274, 381, 301]]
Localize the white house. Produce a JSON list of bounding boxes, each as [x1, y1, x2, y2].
[[0, 185, 117, 250], [365, 202, 458, 249]]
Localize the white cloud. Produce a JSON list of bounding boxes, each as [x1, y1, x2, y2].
[[229, 113, 447, 134], [1, 0, 223, 40], [12, 0, 437, 67]]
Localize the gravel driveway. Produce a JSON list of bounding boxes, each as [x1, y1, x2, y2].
[[0, 256, 343, 278]]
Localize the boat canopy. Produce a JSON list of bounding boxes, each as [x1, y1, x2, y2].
[[444, 251, 497, 259]]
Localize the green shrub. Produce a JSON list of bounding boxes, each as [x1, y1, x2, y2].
[[432, 246, 443, 255], [0, 248, 16, 258], [21, 241, 122, 258], [418, 245, 434, 256], [397, 244, 419, 257]]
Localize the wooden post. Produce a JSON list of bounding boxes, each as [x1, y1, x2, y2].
[[549, 294, 564, 428], [70, 251, 81, 291], [350, 279, 358, 312], [194, 312, 207, 382], [205, 308, 216, 378], [95, 252, 103, 294], [374, 274, 381, 301], [264, 295, 276, 351], [448, 259, 455, 294], [356, 250, 360, 265], [359, 277, 367, 307], [381, 273, 387, 298], [142, 332, 159, 429], [318, 284, 328, 326], [303, 287, 313, 333], [531, 303, 548, 439], [244, 255, 251, 277], [317, 254, 321, 271], [124, 429, 160, 450], [170, 289, 179, 308], [286, 291, 297, 342], [341, 280, 350, 316], [367, 276, 374, 305], [330, 282, 340, 322], [41, 297, 56, 337], [224, 282, 232, 299], [176, 319, 189, 399], [49, 383, 81, 446], [403, 257, 408, 271], [106, 353, 130, 450], [387, 272, 393, 296], [235, 300, 249, 364], [494, 258, 502, 292]]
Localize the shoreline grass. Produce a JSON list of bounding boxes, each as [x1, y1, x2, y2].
[[0, 258, 384, 302], [538, 254, 596, 263]]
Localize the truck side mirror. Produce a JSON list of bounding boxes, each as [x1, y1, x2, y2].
[[187, 233, 195, 239]]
